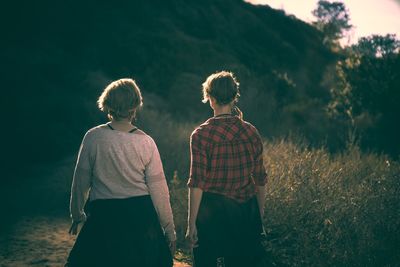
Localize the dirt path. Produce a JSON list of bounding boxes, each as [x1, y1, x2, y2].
[[0, 158, 191, 266], [0, 216, 190, 267]]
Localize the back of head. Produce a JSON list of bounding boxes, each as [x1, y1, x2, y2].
[[202, 71, 240, 105], [97, 78, 143, 121]]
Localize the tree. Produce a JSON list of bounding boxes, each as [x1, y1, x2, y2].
[[353, 34, 400, 58], [312, 1, 352, 47], [348, 34, 400, 114], [329, 34, 400, 155]]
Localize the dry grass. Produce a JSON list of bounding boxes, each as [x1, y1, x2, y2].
[[1, 139, 398, 266], [170, 139, 400, 266]]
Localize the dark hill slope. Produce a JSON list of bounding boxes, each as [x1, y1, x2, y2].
[[2, 0, 335, 173]]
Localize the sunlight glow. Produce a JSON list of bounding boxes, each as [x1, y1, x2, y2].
[[245, 0, 400, 44]]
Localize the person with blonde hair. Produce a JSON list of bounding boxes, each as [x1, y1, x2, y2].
[[65, 78, 176, 267], [186, 71, 267, 267]]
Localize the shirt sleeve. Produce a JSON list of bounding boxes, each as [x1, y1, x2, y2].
[[145, 139, 176, 242], [187, 130, 207, 189], [70, 131, 94, 223], [253, 131, 268, 186]]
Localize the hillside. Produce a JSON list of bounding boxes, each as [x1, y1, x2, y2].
[[3, 0, 335, 176]]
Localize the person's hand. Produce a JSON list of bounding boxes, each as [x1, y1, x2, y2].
[[168, 240, 176, 256], [185, 224, 199, 249], [68, 221, 81, 235]]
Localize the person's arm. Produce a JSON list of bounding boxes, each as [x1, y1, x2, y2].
[[69, 132, 93, 234], [186, 187, 203, 248], [147, 178, 177, 254], [145, 139, 176, 254], [256, 185, 266, 217], [253, 131, 268, 218], [186, 131, 207, 248]]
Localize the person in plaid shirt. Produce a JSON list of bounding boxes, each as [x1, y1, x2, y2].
[[186, 71, 268, 267]]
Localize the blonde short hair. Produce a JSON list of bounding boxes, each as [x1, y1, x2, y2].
[[97, 78, 143, 121], [202, 71, 240, 105]]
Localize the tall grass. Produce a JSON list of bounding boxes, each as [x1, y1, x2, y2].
[[169, 139, 400, 266]]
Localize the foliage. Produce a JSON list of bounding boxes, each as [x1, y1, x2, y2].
[[312, 0, 352, 48], [169, 172, 189, 248], [327, 59, 354, 125], [328, 34, 400, 156], [354, 34, 400, 58]]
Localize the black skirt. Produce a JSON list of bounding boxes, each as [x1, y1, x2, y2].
[[65, 195, 172, 267], [193, 192, 265, 267]]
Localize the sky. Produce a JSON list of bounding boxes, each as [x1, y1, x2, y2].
[[245, 0, 400, 45]]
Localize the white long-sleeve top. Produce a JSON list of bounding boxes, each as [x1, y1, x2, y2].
[[70, 124, 176, 242]]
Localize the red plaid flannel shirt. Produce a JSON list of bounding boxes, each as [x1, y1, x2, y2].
[[188, 115, 267, 202]]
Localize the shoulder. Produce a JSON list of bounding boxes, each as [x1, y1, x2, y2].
[[242, 120, 258, 132], [81, 124, 107, 141], [190, 118, 214, 141], [134, 129, 159, 150], [241, 120, 262, 139], [87, 124, 112, 134]]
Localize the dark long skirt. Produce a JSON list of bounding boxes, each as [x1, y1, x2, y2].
[[65, 195, 172, 267], [193, 192, 265, 267]]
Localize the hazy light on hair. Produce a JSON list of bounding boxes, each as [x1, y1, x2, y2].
[[97, 78, 143, 121]]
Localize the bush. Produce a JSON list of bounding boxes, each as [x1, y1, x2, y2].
[[169, 139, 400, 266], [262, 140, 400, 266]]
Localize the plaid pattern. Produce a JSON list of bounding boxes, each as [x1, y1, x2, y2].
[[188, 115, 267, 202]]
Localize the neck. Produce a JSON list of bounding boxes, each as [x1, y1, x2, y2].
[[111, 118, 131, 123], [213, 105, 232, 117], [108, 119, 136, 132], [110, 119, 134, 127]]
